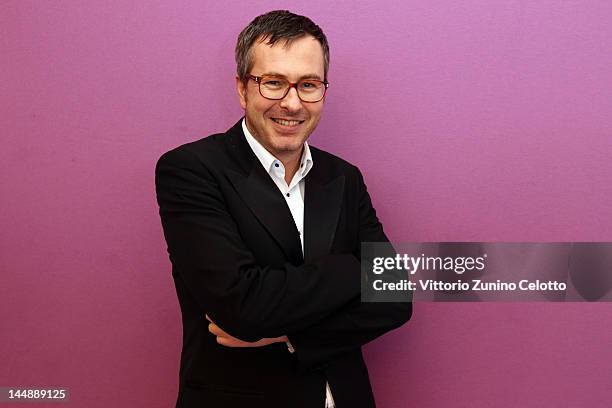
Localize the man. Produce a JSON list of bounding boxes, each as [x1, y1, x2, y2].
[[155, 10, 411, 408]]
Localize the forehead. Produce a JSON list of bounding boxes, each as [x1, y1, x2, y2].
[[250, 35, 325, 80]]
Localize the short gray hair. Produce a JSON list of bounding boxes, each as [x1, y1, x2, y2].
[[235, 10, 330, 83]]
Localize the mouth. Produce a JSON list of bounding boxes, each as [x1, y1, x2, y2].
[[270, 118, 305, 128]]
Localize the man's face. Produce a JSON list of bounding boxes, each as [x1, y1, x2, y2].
[[237, 35, 326, 160]]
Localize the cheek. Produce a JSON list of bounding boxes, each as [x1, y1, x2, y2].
[[258, 104, 279, 120], [307, 105, 323, 119], [246, 93, 274, 116]]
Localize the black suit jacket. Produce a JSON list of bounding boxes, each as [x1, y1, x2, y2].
[[155, 118, 412, 408]]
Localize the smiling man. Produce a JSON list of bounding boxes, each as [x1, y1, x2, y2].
[[155, 10, 411, 408]]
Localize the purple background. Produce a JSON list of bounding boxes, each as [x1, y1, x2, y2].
[[2, 1, 611, 407]]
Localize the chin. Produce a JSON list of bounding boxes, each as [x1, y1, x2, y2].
[[270, 135, 306, 150], [273, 142, 303, 154]]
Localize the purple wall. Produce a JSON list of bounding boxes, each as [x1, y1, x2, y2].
[[2, 1, 611, 407]]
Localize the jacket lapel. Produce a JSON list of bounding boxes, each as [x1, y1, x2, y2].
[[303, 150, 345, 264], [224, 119, 304, 265]]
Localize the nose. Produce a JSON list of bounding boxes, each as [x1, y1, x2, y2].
[[279, 86, 303, 112]]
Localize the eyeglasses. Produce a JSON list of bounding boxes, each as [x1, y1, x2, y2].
[[246, 74, 329, 103]]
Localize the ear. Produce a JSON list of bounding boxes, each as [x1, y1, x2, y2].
[[236, 75, 247, 110]]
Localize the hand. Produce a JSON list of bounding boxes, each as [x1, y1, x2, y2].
[[205, 315, 288, 348]]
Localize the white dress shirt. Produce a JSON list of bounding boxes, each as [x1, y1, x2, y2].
[[242, 119, 335, 408]]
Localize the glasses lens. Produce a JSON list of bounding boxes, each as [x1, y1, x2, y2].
[[297, 80, 325, 102], [259, 77, 290, 100]]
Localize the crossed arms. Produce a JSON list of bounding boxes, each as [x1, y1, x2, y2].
[[155, 147, 411, 371]]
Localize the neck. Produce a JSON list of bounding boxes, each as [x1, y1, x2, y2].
[[277, 149, 303, 185], [244, 119, 304, 185]]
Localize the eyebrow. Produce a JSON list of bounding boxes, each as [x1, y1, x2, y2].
[[261, 72, 323, 81]]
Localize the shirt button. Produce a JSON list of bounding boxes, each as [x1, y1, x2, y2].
[[286, 193, 290, 197], [274, 163, 280, 168]]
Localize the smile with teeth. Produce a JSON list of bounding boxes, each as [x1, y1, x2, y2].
[[271, 118, 304, 127]]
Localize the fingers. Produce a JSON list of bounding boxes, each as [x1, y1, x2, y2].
[[204, 314, 284, 348], [208, 322, 219, 335], [205, 315, 233, 340], [206, 319, 248, 347], [205, 315, 226, 339], [208, 322, 228, 337], [216, 336, 249, 347]]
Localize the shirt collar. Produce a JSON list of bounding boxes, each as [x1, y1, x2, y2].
[[241, 118, 313, 178]]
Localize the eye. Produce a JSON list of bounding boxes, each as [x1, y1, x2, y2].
[[299, 81, 320, 90], [261, 78, 287, 90]]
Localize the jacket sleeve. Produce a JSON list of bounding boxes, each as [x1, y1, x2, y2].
[[155, 146, 363, 342], [288, 167, 412, 372]]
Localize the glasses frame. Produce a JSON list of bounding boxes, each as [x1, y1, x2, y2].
[[246, 74, 329, 103]]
